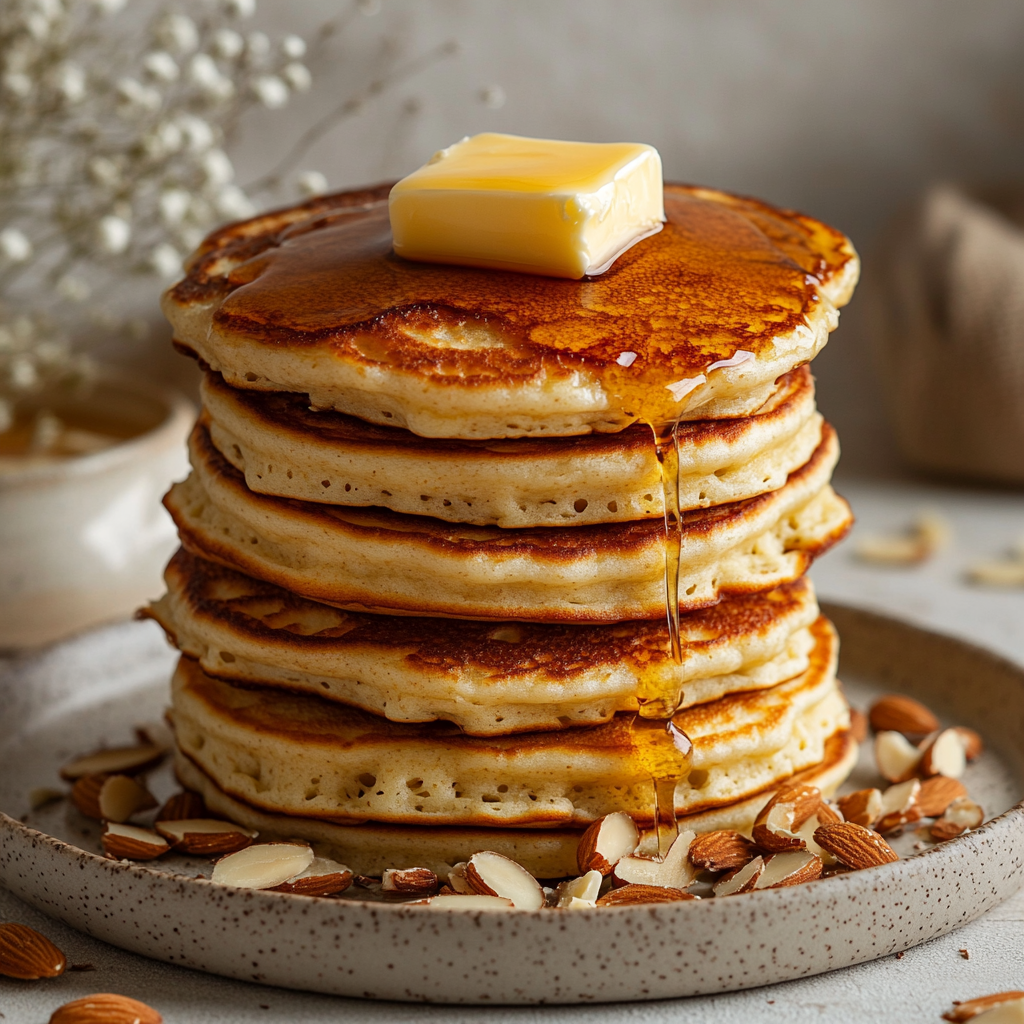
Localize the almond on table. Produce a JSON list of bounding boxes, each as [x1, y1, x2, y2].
[[48, 992, 162, 1024], [0, 922, 66, 980]]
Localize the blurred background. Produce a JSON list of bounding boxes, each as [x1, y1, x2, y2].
[[5, 0, 1024, 647]]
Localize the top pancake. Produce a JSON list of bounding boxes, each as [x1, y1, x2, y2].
[[163, 183, 859, 438]]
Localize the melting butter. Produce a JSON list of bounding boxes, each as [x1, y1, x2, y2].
[[388, 132, 665, 279]]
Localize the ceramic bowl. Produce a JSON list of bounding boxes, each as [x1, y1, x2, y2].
[[0, 373, 193, 649]]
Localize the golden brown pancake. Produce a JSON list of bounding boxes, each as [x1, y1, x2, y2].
[[202, 365, 823, 527], [164, 419, 850, 622], [168, 616, 845, 829], [163, 183, 859, 437], [147, 549, 821, 735], [175, 729, 856, 877]]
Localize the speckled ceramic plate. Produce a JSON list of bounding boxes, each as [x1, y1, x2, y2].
[[1, 603, 1022, 1004]]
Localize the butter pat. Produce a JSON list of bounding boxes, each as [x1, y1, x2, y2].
[[389, 133, 665, 279]]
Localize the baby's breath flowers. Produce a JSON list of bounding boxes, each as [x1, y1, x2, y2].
[[0, 0, 456, 430]]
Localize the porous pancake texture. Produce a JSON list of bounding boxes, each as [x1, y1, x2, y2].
[[163, 183, 859, 437], [175, 730, 856, 878], [164, 421, 851, 622], [169, 617, 845, 829], [202, 366, 823, 527], [148, 549, 821, 735]]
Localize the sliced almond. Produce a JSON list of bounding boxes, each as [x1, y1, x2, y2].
[[29, 787, 65, 811], [920, 728, 967, 779], [155, 818, 256, 855], [99, 775, 157, 823], [837, 788, 883, 828], [414, 894, 514, 909], [211, 842, 314, 889], [752, 784, 821, 852], [917, 776, 968, 818], [447, 862, 474, 894], [943, 992, 1024, 1022], [102, 823, 169, 861], [956, 727, 984, 762], [596, 884, 696, 906], [712, 855, 765, 896], [271, 856, 353, 896], [465, 851, 545, 910], [813, 822, 899, 869], [687, 830, 757, 873], [576, 811, 640, 875], [931, 796, 984, 841], [155, 791, 207, 821], [554, 870, 603, 908], [793, 813, 836, 863], [0, 922, 66, 980], [875, 730, 923, 782], [754, 850, 823, 889], [869, 694, 940, 738], [854, 533, 930, 566], [49, 993, 163, 1023], [59, 744, 164, 781], [381, 867, 438, 896], [613, 829, 696, 889], [875, 779, 923, 835], [73, 773, 157, 824]]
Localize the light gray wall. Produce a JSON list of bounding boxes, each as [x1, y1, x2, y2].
[[225, 2, 1024, 475]]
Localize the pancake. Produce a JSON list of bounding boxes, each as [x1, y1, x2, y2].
[[175, 729, 857, 877], [203, 365, 823, 527], [147, 549, 821, 735], [168, 615, 845, 829], [164, 420, 850, 622], [163, 183, 859, 438]]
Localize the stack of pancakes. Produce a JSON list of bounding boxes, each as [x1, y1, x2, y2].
[[149, 182, 860, 877]]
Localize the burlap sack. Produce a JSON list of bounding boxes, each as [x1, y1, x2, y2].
[[870, 182, 1024, 484]]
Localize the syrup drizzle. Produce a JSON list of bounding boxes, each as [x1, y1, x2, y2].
[[629, 416, 693, 856]]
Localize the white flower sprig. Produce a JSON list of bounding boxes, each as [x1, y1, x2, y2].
[[0, 0, 460, 417]]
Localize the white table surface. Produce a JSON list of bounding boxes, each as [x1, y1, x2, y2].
[[3, 473, 1024, 1023]]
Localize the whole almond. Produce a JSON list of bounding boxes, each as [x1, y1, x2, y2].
[[0, 922, 66, 980], [836, 789, 883, 828], [813, 822, 899, 869], [155, 791, 207, 821], [688, 830, 757, 873], [943, 991, 1024, 1022], [869, 695, 940, 738], [917, 776, 968, 818], [49, 992, 162, 1023], [596, 884, 696, 906]]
